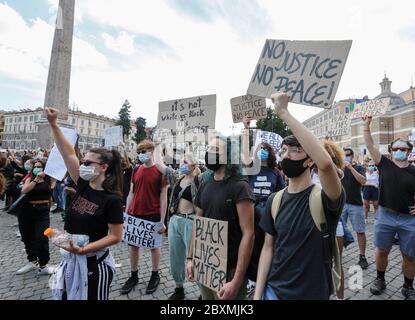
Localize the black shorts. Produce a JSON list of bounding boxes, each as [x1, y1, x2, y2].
[[363, 186, 379, 201]]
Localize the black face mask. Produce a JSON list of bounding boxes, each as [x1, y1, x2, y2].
[[281, 158, 310, 178], [205, 152, 223, 172]]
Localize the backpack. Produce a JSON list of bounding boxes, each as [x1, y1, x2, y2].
[[271, 185, 342, 295], [221, 176, 264, 282]]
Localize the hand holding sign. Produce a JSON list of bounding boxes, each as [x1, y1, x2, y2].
[[186, 260, 194, 282], [217, 280, 239, 300], [362, 116, 373, 127], [271, 92, 290, 117], [243, 116, 252, 129]]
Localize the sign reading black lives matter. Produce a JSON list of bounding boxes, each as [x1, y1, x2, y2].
[[247, 39, 352, 108], [327, 114, 351, 137], [193, 217, 228, 293], [157, 95, 216, 133], [231, 95, 267, 123], [123, 214, 163, 249]]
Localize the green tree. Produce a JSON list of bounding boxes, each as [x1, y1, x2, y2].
[[134, 117, 147, 144], [116, 100, 132, 140], [256, 108, 292, 137]]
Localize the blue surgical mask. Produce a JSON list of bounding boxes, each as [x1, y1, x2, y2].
[[257, 149, 269, 161], [32, 168, 43, 176], [138, 153, 150, 163], [179, 164, 191, 175], [393, 150, 408, 162], [345, 156, 352, 163], [368, 166, 376, 171], [24, 164, 31, 172]]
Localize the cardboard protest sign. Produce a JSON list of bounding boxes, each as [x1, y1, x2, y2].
[[247, 39, 352, 108], [327, 114, 350, 137], [44, 127, 77, 181], [350, 98, 391, 119], [123, 214, 163, 249], [193, 217, 228, 293], [255, 130, 283, 153], [157, 95, 216, 133], [231, 95, 267, 123], [104, 126, 123, 148]]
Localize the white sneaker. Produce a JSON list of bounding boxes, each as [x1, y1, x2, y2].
[[37, 265, 55, 276], [16, 262, 38, 275]]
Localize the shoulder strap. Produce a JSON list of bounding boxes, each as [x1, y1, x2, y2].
[[308, 185, 342, 294], [271, 187, 288, 221]]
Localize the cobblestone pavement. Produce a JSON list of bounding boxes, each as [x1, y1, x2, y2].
[[0, 202, 407, 300]]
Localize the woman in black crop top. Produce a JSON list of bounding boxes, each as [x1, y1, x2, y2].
[[46, 107, 123, 300], [167, 154, 201, 300], [16, 159, 55, 276]]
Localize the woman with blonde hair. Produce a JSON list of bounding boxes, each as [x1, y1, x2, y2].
[[167, 153, 201, 300]]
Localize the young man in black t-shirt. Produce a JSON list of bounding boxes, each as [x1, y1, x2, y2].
[[253, 93, 345, 300], [364, 116, 415, 300], [341, 148, 368, 270]]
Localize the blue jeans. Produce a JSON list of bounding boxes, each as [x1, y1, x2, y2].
[[53, 183, 66, 210], [168, 214, 193, 285], [341, 204, 366, 233]]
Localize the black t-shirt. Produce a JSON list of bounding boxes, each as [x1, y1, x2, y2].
[[342, 164, 365, 205], [65, 178, 124, 243], [122, 167, 133, 204], [377, 156, 415, 214], [195, 177, 255, 274], [260, 185, 345, 300]]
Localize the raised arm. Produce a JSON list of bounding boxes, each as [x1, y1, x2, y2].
[[45, 107, 80, 183], [271, 92, 342, 201], [362, 116, 382, 165]]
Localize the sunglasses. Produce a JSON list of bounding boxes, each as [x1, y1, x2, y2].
[[137, 150, 148, 155], [81, 160, 102, 167], [345, 154, 352, 157], [391, 148, 409, 152]]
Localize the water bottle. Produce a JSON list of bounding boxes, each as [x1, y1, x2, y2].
[[44, 228, 89, 247]]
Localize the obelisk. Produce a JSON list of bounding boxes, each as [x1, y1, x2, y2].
[[37, 0, 75, 149]]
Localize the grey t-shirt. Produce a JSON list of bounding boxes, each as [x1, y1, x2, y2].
[[260, 185, 345, 300]]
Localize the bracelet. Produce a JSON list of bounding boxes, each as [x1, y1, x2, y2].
[[186, 257, 193, 260]]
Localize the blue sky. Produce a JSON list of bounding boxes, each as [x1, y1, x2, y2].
[[1, 0, 415, 132]]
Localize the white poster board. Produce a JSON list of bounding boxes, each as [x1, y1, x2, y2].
[[255, 130, 283, 153], [104, 126, 123, 148], [230, 95, 267, 123], [327, 114, 351, 137], [193, 217, 228, 293], [44, 127, 78, 181], [350, 98, 391, 119], [122, 214, 163, 249], [247, 39, 352, 108], [157, 95, 216, 133]]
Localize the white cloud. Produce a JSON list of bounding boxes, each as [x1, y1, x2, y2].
[[102, 31, 135, 56]]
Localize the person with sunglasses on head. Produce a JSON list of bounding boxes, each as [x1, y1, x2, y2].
[[340, 147, 369, 270], [363, 116, 415, 300], [16, 159, 56, 276], [45, 107, 123, 300], [254, 92, 345, 300], [121, 140, 169, 295]]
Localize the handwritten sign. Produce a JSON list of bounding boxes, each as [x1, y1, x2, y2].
[[104, 126, 123, 148], [231, 95, 267, 123], [350, 98, 391, 119], [123, 214, 163, 249], [327, 114, 350, 137], [247, 39, 352, 108], [44, 127, 77, 181], [193, 217, 228, 293], [255, 130, 283, 153], [157, 95, 216, 133]]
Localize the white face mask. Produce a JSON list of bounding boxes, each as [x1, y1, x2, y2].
[[79, 165, 100, 181]]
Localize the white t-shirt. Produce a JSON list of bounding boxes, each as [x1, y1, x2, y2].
[[365, 171, 379, 188]]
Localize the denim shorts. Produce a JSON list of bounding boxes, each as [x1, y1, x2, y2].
[[341, 204, 366, 233], [374, 206, 415, 257]]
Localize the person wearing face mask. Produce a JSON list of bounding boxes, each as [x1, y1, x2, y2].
[[363, 161, 379, 221], [254, 92, 345, 300], [121, 139, 169, 295], [45, 107, 124, 300], [16, 159, 55, 276], [166, 154, 201, 300], [186, 135, 256, 300], [340, 148, 368, 270], [364, 116, 415, 300]]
